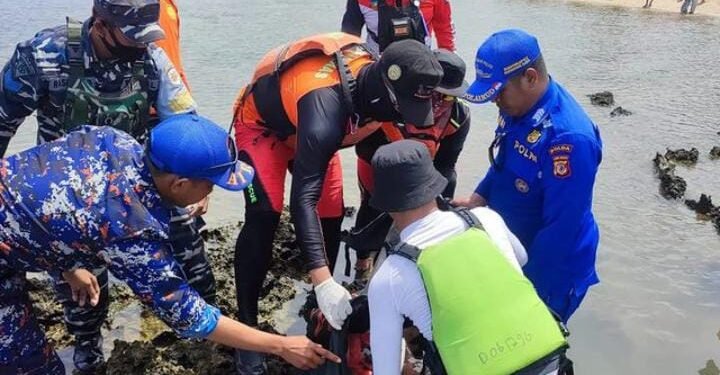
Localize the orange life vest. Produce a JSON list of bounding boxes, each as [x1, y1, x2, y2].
[[156, 0, 188, 88], [233, 33, 377, 144]]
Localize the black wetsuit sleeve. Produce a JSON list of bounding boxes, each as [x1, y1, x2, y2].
[[291, 87, 347, 271], [342, 0, 365, 36], [434, 100, 470, 198]]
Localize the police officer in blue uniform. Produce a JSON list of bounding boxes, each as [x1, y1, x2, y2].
[[458, 29, 603, 323], [0, 115, 341, 374], [0, 0, 213, 371]]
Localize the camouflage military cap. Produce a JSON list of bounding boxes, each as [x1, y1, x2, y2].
[[94, 0, 165, 44]]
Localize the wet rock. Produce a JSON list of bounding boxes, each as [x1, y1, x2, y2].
[[665, 148, 699, 166], [685, 194, 717, 217], [685, 194, 720, 234], [610, 106, 632, 117], [27, 278, 69, 348], [32, 211, 305, 374], [700, 360, 720, 375], [710, 146, 720, 160], [588, 91, 614, 107], [653, 153, 687, 199], [28, 278, 135, 349], [101, 210, 305, 374], [103, 335, 300, 375]]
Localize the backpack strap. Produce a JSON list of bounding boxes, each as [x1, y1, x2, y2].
[[66, 17, 84, 81], [389, 207, 484, 262], [450, 206, 484, 231], [333, 50, 357, 123], [389, 241, 422, 262]]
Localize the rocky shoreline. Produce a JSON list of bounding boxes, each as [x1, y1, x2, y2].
[[30, 211, 308, 375]]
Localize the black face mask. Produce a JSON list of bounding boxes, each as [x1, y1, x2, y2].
[[366, 93, 402, 123], [100, 22, 147, 62], [357, 64, 403, 123]]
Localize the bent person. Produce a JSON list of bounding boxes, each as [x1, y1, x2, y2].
[[0, 115, 340, 374], [368, 140, 571, 375], [0, 0, 216, 370]]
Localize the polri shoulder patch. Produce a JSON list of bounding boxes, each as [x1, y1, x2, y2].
[[552, 155, 571, 179]]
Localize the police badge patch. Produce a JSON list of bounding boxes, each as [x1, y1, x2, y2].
[[515, 178, 529, 193], [527, 130, 542, 144], [553, 155, 571, 178]]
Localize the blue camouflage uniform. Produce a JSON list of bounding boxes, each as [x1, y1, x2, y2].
[[0, 19, 196, 154], [0, 126, 220, 374], [0, 18, 215, 369], [475, 79, 603, 322]]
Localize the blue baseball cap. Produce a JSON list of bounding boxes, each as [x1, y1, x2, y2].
[[147, 114, 254, 192], [94, 0, 165, 44], [464, 29, 542, 104]]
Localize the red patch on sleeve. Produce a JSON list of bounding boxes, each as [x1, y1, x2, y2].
[[553, 155, 571, 178]]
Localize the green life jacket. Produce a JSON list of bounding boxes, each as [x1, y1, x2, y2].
[[62, 17, 150, 138], [390, 207, 568, 375]]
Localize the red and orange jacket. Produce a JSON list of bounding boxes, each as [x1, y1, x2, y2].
[[341, 0, 455, 52]]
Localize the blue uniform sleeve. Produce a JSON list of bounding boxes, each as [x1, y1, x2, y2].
[[0, 45, 44, 157], [522, 133, 601, 286], [475, 166, 495, 200], [149, 45, 197, 119], [106, 238, 220, 339]]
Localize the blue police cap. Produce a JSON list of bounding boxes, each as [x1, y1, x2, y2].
[[464, 29, 542, 104], [147, 114, 255, 192]]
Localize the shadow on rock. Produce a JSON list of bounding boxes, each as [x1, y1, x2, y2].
[[653, 153, 687, 199], [588, 91, 614, 107]]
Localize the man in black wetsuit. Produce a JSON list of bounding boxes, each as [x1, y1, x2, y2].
[[230, 34, 442, 373]]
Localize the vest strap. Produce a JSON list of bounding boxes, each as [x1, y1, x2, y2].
[[390, 207, 484, 261], [66, 17, 84, 79]]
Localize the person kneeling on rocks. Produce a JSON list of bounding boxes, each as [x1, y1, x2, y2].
[[367, 140, 572, 374], [0, 115, 340, 374]]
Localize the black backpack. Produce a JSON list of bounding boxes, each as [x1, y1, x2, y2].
[[377, 0, 429, 52]]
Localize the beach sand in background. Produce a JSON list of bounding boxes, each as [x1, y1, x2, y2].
[[569, 0, 720, 16]]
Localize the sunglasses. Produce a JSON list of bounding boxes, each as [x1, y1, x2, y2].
[[381, 74, 436, 114], [145, 130, 238, 177], [414, 85, 435, 99], [97, 1, 160, 24]]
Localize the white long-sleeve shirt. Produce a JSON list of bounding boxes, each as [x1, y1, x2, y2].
[[368, 207, 528, 375]]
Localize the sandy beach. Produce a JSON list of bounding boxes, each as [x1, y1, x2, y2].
[[569, 0, 720, 16]]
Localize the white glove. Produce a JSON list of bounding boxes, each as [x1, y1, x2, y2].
[[314, 278, 353, 330]]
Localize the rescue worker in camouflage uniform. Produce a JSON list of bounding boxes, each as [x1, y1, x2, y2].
[[0, 0, 215, 371], [0, 115, 342, 375]]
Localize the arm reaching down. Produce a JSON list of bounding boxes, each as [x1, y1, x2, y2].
[[107, 238, 341, 369]]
